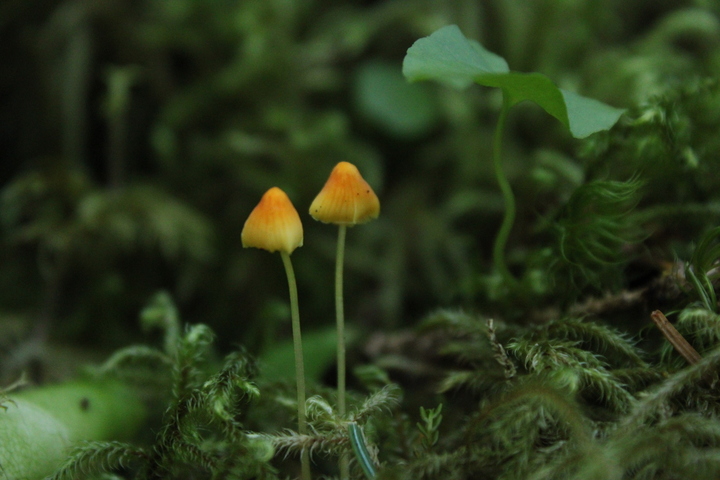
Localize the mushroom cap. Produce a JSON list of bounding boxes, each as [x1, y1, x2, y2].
[[309, 162, 380, 225], [242, 187, 303, 254]]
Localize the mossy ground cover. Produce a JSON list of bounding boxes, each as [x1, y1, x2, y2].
[[1, 1, 720, 478]]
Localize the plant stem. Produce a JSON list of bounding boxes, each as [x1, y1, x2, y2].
[[280, 251, 311, 480], [491, 92, 520, 291], [349, 422, 377, 479], [335, 225, 350, 480]]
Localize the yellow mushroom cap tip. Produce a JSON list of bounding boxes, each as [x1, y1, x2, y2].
[[242, 187, 303, 254], [309, 162, 380, 225]]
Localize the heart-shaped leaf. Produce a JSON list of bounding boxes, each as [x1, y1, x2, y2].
[[403, 25, 625, 138], [403, 24, 509, 89]]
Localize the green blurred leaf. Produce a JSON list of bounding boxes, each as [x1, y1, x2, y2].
[[354, 60, 439, 138], [258, 327, 337, 383], [0, 380, 146, 480], [403, 25, 625, 138]]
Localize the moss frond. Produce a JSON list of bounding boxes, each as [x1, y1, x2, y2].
[[171, 323, 215, 401], [542, 318, 647, 368], [387, 448, 469, 480], [351, 384, 401, 424], [48, 441, 147, 480], [267, 430, 348, 461], [547, 177, 645, 292], [438, 370, 508, 394], [421, 310, 521, 394], [419, 309, 487, 336], [144, 346, 272, 479], [611, 414, 720, 480], [99, 345, 173, 375], [140, 291, 182, 356], [686, 226, 720, 311], [523, 346, 633, 413], [460, 379, 594, 480], [623, 345, 720, 427], [306, 395, 341, 429]]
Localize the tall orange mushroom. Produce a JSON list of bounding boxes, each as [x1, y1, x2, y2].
[[242, 187, 310, 480], [309, 162, 379, 480]]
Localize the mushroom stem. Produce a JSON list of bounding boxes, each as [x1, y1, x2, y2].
[[335, 224, 350, 480], [280, 251, 311, 480], [491, 92, 520, 291], [335, 224, 347, 418]]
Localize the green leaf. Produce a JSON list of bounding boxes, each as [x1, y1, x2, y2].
[[403, 24, 508, 89], [0, 380, 146, 480], [560, 89, 629, 139], [258, 327, 338, 383], [403, 25, 625, 138], [354, 60, 439, 138]]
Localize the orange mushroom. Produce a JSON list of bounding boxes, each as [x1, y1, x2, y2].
[[309, 161, 380, 226], [308, 161, 380, 480], [242, 187, 303, 254], [242, 187, 310, 480]]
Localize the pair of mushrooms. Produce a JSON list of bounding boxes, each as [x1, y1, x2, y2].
[[241, 161, 380, 252], [241, 161, 379, 480]]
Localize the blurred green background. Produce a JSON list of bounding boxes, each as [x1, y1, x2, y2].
[[2, 0, 720, 382]]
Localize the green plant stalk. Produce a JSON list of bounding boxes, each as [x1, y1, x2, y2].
[[280, 251, 311, 480], [349, 422, 377, 479], [491, 92, 520, 291], [335, 225, 350, 480]]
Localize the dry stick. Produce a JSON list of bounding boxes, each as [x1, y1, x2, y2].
[[650, 310, 702, 365]]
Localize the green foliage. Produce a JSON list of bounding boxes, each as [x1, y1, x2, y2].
[[420, 310, 514, 395], [586, 78, 720, 206], [354, 60, 439, 139], [403, 25, 625, 138], [48, 295, 275, 480], [258, 326, 337, 384], [685, 227, 720, 312], [0, 379, 145, 480], [4, 2, 720, 479], [543, 177, 645, 292], [403, 24, 626, 294], [377, 307, 720, 480], [660, 308, 720, 368], [1, 170, 212, 263], [50, 441, 148, 480], [267, 384, 400, 465], [416, 404, 443, 452], [47, 293, 404, 479]]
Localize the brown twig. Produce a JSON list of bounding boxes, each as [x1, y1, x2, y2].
[[650, 310, 702, 365]]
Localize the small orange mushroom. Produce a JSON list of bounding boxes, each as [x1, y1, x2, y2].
[[241, 186, 310, 479], [309, 161, 380, 225], [242, 187, 303, 254]]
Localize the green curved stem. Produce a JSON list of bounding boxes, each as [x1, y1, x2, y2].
[[335, 225, 350, 480], [280, 251, 311, 480], [349, 422, 377, 479], [491, 92, 520, 291]]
